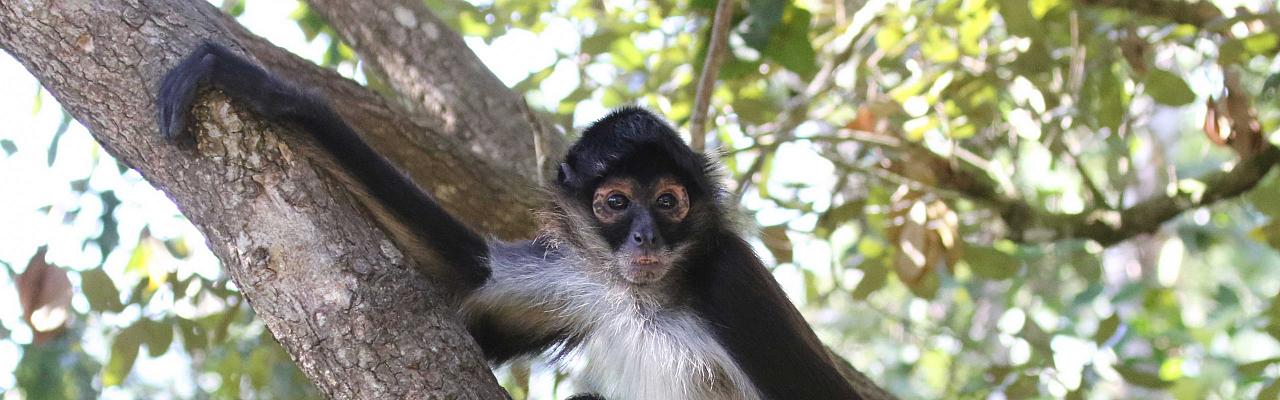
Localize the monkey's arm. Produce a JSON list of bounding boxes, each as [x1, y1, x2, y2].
[[465, 240, 580, 362], [696, 233, 861, 399], [156, 42, 490, 290]]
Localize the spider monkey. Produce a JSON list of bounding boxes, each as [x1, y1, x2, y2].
[[157, 42, 861, 400]]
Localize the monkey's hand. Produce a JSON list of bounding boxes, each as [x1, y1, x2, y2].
[[156, 41, 308, 145], [156, 42, 218, 145]]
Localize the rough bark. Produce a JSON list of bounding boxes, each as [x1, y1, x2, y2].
[[304, 0, 566, 183], [167, 1, 544, 241], [0, 0, 508, 398]]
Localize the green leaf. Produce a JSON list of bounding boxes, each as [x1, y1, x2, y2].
[[80, 268, 125, 313], [1261, 379, 1280, 400], [802, 269, 819, 303], [581, 30, 620, 55], [1, 139, 17, 156], [905, 268, 940, 299], [1030, 0, 1061, 18], [45, 112, 72, 167], [221, 0, 245, 17], [1250, 219, 1280, 251], [1095, 314, 1120, 345], [1115, 364, 1174, 389], [1005, 373, 1039, 397], [215, 351, 243, 398], [816, 201, 865, 239], [125, 237, 155, 277], [104, 323, 143, 386], [457, 11, 493, 37], [289, 4, 327, 41], [1090, 64, 1127, 130], [921, 27, 960, 63], [609, 38, 645, 70], [1220, 39, 1245, 64], [1072, 283, 1104, 307], [96, 190, 121, 253], [875, 24, 905, 52], [999, 0, 1040, 37], [1214, 285, 1241, 308], [690, 0, 717, 10], [1247, 170, 1280, 218], [851, 259, 889, 300], [1263, 73, 1280, 100], [177, 318, 208, 353], [760, 6, 818, 78], [31, 83, 43, 114], [247, 346, 275, 388], [741, 0, 786, 49], [1071, 250, 1102, 282], [731, 97, 776, 126], [962, 245, 1021, 280], [1243, 33, 1279, 55], [1240, 357, 1280, 376], [1144, 69, 1197, 106], [141, 318, 173, 357]]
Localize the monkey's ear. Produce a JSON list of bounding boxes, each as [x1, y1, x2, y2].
[[557, 162, 579, 188]]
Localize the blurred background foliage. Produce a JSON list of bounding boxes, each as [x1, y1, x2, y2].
[[3, 0, 1280, 398]]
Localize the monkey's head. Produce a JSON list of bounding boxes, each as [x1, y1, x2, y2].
[[552, 107, 724, 285]]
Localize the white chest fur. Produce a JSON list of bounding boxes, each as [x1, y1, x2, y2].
[[474, 243, 763, 399], [567, 303, 761, 400]]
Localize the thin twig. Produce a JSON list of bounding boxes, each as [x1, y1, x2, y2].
[[519, 99, 548, 186], [689, 0, 735, 153]]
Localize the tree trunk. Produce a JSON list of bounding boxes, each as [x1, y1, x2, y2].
[[0, 0, 507, 398], [303, 0, 567, 183], [0, 0, 892, 398]]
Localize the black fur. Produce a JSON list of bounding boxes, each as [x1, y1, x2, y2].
[[694, 233, 860, 399], [157, 42, 861, 399], [558, 107, 714, 197]]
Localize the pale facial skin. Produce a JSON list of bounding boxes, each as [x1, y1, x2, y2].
[[590, 176, 691, 284]]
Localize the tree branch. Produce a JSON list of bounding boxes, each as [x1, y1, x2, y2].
[[206, 5, 544, 241], [689, 0, 735, 153], [847, 129, 1280, 246], [303, 0, 565, 181], [1075, 0, 1224, 29]]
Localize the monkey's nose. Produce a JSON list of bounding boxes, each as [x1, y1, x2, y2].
[[632, 232, 648, 244], [632, 230, 658, 246]]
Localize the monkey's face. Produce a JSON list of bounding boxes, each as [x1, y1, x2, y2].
[[589, 174, 693, 284]]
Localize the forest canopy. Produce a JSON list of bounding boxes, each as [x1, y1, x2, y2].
[[3, 0, 1280, 398]]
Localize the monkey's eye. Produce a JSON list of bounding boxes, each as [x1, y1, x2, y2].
[[606, 193, 630, 210], [655, 193, 677, 210]]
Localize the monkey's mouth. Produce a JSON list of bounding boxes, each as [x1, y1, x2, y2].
[[620, 251, 672, 284]]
